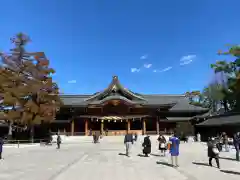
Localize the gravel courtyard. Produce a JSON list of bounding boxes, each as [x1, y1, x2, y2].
[[0, 138, 240, 180]]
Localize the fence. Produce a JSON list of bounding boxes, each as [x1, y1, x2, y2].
[[3, 139, 47, 148], [54, 132, 86, 136]]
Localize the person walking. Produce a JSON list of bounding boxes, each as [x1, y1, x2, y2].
[[93, 132, 97, 143], [222, 132, 229, 152], [207, 138, 220, 168], [197, 132, 201, 142], [124, 132, 134, 157], [89, 129, 92, 136], [95, 131, 100, 143], [233, 132, 240, 161], [168, 132, 180, 167], [105, 129, 108, 136], [142, 136, 151, 157], [0, 137, 3, 159], [56, 133, 61, 149], [134, 133, 138, 142], [157, 134, 167, 156]]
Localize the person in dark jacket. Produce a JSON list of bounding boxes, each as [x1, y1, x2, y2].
[[93, 132, 97, 143], [0, 137, 3, 159], [142, 136, 151, 157], [124, 132, 134, 157], [157, 134, 167, 156], [56, 133, 61, 149], [105, 129, 108, 136], [233, 132, 240, 161], [207, 138, 220, 168], [134, 133, 138, 141]]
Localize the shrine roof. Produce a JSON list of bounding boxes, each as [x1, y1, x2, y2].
[[60, 76, 208, 112], [196, 112, 240, 126]]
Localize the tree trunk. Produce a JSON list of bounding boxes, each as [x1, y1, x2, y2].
[[212, 100, 217, 112]]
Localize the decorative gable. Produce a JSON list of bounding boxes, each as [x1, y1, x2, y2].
[[85, 76, 146, 102]]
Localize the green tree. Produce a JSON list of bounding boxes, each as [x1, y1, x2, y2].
[[201, 83, 225, 112], [211, 45, 240, 111]]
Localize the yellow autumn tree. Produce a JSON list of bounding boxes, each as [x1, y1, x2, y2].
[[0, 33, 62, 139]]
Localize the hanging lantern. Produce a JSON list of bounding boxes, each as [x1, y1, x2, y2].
[[101, 120, 103, 122], [96, 119, 98, 122], [114, 120, 116, 122], [120, 120, 122, 122], [108, 120, 110, 122]]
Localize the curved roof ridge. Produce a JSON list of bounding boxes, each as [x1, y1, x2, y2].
[[142, 94, 185, 97], [84, 76, 146, 101], [60, 94, 91, 97]]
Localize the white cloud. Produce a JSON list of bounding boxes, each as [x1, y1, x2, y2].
[[161, 66, 172, 72], [153, 66, 172, 73], [131, 68, 140, 73], [180, 55, 196, 65], [143, 63, 152, 68], [180, 59, 193, 65], [68, 80, 77, 84], [140, 54, 148, 60]]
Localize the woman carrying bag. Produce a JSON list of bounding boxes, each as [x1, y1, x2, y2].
[[207, 138, 220, 169], [158, 134, 167, 156]]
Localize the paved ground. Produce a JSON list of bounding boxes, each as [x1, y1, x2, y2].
[[0, 138, 240, 180]]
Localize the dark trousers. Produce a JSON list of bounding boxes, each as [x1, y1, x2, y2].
[[234, 144, 239, 161], [209, 157, 220, 168], [57, 143, 60, 149], [0, 152, 2, 159]]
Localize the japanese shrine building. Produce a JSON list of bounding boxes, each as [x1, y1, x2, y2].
[[55, 76, 209, 136]]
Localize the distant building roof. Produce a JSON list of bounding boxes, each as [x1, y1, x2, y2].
[[161, 117, 194, 122], [196, 113, 240, 126]]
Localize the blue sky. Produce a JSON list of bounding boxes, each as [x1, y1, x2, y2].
[[1, 0, 239, 95]]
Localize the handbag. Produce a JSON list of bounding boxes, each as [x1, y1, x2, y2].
[[212, 147, 219, 154]]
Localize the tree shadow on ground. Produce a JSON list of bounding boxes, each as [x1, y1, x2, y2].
[[221, 170, 240, 175], [156, 161, 173, 167], [192, 162, 210, 167], [219, 157, 236, 161]]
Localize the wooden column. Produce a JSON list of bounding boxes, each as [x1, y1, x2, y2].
[[85, 119, 88, 136], [142, 119, 146, 135], [127, 119, 130, 133], [156, 117, 159, 135], [71, 119, 75, 136]]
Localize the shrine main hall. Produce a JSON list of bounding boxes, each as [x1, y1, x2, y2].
[[55, 76, 208, 136]]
